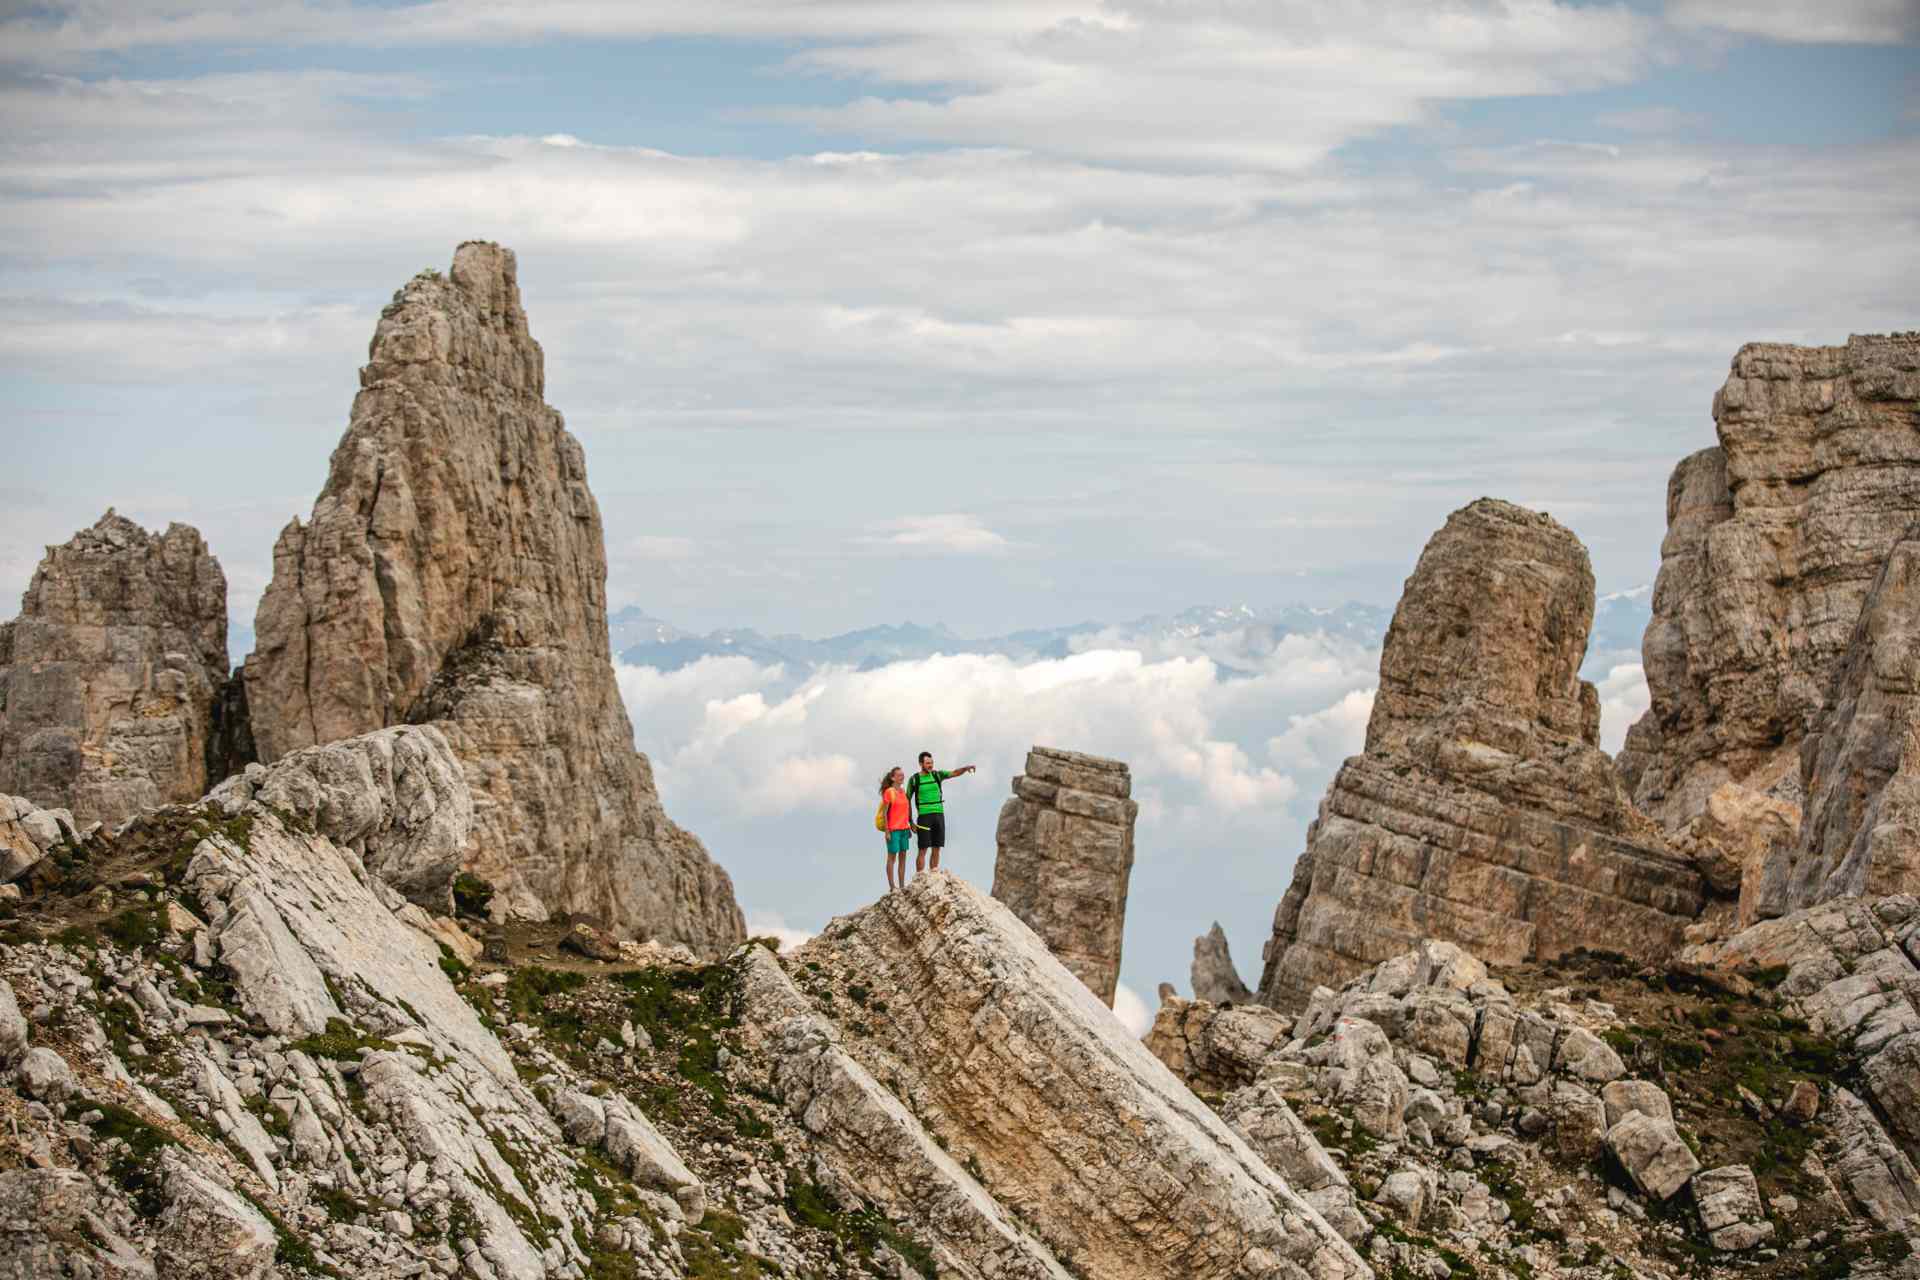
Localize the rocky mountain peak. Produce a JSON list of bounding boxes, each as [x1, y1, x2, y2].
[[244, 243, 742, 952]]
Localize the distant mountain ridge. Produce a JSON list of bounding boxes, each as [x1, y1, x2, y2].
[[608, 591, 1654, 679]]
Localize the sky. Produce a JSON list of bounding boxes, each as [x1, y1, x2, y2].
[[3, 0, 1917, 1025]]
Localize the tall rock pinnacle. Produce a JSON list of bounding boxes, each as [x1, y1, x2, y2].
[[0, 510, 233, 826], [1258, 499, 1704, 1009], [245, 242, 743, 952], [1628, 334, 1920, 924]]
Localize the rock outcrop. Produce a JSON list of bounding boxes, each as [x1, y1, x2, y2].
[[0, 511, 234, 826], [1193, 920, 1255, 1005], [208, 724, 472, 911], [242, 242, 742, 952], [991, 746, 1138, 1005], [1760, 525, 1920, 913], [1259, 499, 1704, 1009], [1629, 336, 1920, 893], [789, 872, 1368, 1280]]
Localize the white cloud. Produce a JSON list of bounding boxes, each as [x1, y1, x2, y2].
[[1268, 688, 1376, 771], [745, 911, 816, 953], [615, 634, 1381, 1011], [1665, 0, 1920, 45], [1112, 981, 1153, 1039], [867, 514, 1010, 554], [1593, 661, 1651, 753], [625, 535, 696, 561]]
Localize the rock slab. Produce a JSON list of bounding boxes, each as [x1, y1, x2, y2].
[[1259, 499, 1703, 1009], [796, 872, 1367, 1280], [991, 746, 1138, 1005], [242, 243, 742, 952]]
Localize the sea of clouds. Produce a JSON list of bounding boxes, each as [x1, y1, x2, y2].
[[615, 623, 1650, 1035]]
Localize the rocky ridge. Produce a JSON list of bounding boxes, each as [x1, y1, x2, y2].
[[990, 746, 1138, 1006], [242, 243, 741, 953], [0, 511, 236, 828], [1154, 923, 1920, 1280], [1258, 499, 1704, 1009]]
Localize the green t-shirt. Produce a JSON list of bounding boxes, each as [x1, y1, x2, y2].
[[910, 769, 953, 814]]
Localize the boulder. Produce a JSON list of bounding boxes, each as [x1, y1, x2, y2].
[[1691, 1164, 1774, 1252], [0, 977, 24, 1066], [207, 725, 471, 910], [1259, 499, 1703, 1008], [16, 1046, 77, 1103], [991, 746, 1138, 1005], [153, 1152, 278, 1280], [1606, 1110, 1700, 1200], [0, 1167, 154, 1280], [242, 243, 742, 954], [1600, 1080, 1672, 1129]]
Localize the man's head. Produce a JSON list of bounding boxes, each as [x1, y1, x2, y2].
[[918, 751, 933, 770]]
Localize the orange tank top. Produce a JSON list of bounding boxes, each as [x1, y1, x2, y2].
[[885, 787, 910, 830]]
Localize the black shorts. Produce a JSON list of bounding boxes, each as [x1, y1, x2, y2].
[[917, 813, 946, 850]]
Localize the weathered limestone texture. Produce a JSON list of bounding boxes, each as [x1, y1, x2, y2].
[[793, 872, 1368, 1280], [0, 511, 231, 826], [991, 746, 1137, 1005], [1630, 335, 1920, 840], [207, 724, 472, 910], [1760, 526, 1920, 913], [1193, 921, 1256, 1005], [243, 242, 742, 952], [1684, 894, 1920, 1158], [1259, 499, 1703, 1010]]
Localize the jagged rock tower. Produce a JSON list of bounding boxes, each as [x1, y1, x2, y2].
[[991, 746, 1137, 1005], [1258, 499, 1705, 1009], [0, 511, 233, 826], [1625, 334, 1920, 925], [245, 242, 743, 952]]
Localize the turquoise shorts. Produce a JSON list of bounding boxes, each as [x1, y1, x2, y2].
[[885, 829, 912, 855]]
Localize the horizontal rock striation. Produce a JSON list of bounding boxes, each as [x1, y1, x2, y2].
[[1259, 499, 1703, 1010], [792, 872, 1368, 1280], [991, 746, 1138, 1005], [243, 242, 741, 952], [1630, 335, 1920, 851], [0, 511, 234, 827]]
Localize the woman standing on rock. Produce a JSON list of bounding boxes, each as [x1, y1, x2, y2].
[[878, 766, 913, 892]]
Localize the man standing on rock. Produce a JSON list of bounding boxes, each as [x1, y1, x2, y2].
[[909, 750, 977, 878]]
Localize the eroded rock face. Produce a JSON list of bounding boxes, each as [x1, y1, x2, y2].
[[243, 243, 742, 953], [207, 724, 471, 910], [1630, 335, 1920, 841], [1259, 499, 1703, 1009], [1759, 527, 1920, 913], [791, 872, 1368, 1280], [0, 511, 233, 826], [1193, 921, 1255, 1005], [991, 746, 1137, 1005]]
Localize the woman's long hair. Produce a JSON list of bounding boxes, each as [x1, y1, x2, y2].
[[878, 765, 902, 795]]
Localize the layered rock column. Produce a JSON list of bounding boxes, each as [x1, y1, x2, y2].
[[1630, 335, 1920, 826], [991, 747, 1138, 1006], [1259, 499, 1704, 1010], [0, 511, 232, 826], [243, 243, 743, 953]]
